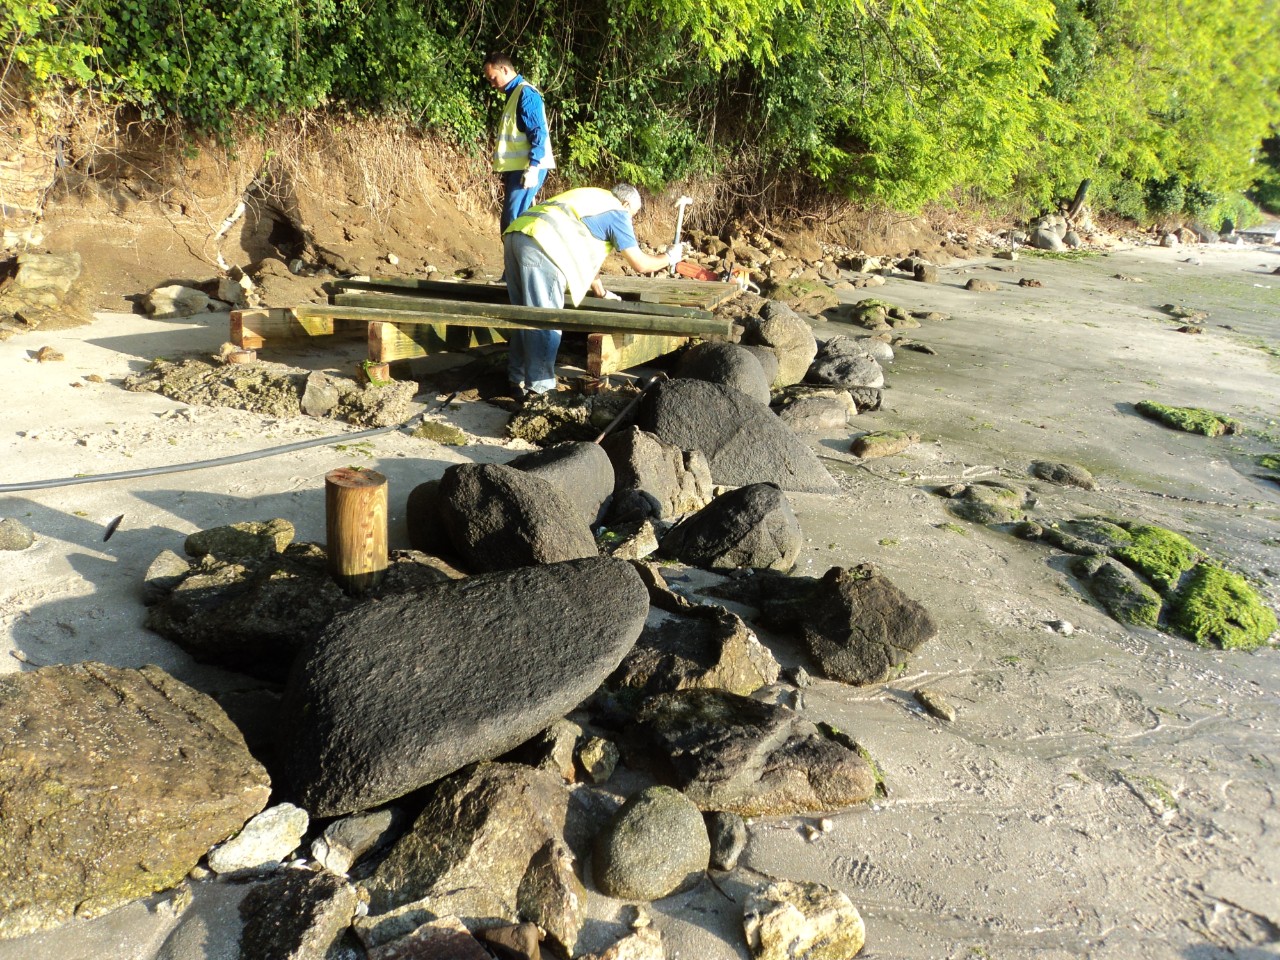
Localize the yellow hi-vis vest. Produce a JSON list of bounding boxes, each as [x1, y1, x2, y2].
[[493, 80, 554, 172], [506, 188, 622, 307]]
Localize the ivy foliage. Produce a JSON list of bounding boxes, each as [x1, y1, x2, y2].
[[4, 0, 1279, 222]]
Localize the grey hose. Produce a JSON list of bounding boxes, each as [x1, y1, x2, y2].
[[0, 422, 402, 493]]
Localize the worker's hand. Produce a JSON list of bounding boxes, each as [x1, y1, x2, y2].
[[602, 290, 622, 301], [665, 243, 684, 267], [522, 167, 539, 189]]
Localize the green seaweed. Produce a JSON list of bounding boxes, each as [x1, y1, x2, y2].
[[1170, 563, 1278, 651], [1135, 400, 1241, 437], [1111, 522, 1202, 593], [1258, 453, 1280, 471]]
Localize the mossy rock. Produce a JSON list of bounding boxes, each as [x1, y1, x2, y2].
[[1169, 564, 1277, 651], [767, 278, 840, 314], [946, 481, 1026, 525], [850, 430, 920, 459], [1040, 517, 1132, 556], [1111, 521, 1202, 593], [1073, 555, 1162, 628], [413, 420, 468, 446], [1135, 400, 1241, 437]]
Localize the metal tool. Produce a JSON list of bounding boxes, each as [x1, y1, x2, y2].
[[670, 196, 693, 276]]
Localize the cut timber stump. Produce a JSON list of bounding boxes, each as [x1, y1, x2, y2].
[[325, 467, 388, 595]]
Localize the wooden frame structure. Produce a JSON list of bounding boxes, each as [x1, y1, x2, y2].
[[230, 276, 740, 376]]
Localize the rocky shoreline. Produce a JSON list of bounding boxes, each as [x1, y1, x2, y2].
[[2, 230, 1279, 959]]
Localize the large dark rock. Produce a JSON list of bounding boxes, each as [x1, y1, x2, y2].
[[355, 763, 581, 954], [659, 482, 802, 572], [675, 341, 772, 405], [278, 557, 649, 816], [635, 379, 838, 493], [438, 462, 600, 571], [508, 440, 616, 526], [627, 689, 876, 816], [716, 565, 937, 686], [609, 604, 780, 698], [601, 427, 714, 523], [0, 663, 271, 939]]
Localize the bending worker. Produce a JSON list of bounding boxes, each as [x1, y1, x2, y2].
[[483, 52, 555, 231], [503, 183, 683, 397]]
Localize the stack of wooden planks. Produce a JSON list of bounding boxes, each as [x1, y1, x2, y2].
[[230, 275, 740, 377]]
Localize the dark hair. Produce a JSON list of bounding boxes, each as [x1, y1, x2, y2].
[[483, 52, 515, 71]]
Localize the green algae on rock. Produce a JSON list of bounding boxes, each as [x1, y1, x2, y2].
[[851, 429, 920, 459], [1111, 521, 1203, 593], [1169, 563, 1278, 651], [1072, 555, 1163, 628], [1134, 400, 1241, 437], [412, 420, 468, 445], [945, 481, 1027, 525]]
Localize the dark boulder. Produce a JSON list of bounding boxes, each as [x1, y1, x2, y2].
[[635, 379, 838, 493], [675, 341, 772, 405], [508, 440, 616, 526], [437, 462, 599, 572], [278, 557, 649, 816], [659, 483, 802, 572]]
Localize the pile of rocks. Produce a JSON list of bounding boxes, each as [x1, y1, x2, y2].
[[0, 293, 946, 958]]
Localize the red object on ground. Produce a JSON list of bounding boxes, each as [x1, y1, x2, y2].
[[674, 260, 720, 281]]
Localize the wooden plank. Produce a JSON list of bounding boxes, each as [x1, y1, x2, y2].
[[322, 294, 731, 338], [367, 320, 510, 363], [327, 277, 509, 304], [328, 276, 714, 320], [231, 307, 342, 349], [588, 333, 689, 377], [602, 275, 740, 310]]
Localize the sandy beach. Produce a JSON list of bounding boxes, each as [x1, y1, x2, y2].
[[1, 235, 1278, 959]]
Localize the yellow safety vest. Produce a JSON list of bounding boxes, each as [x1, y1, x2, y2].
[[506, 188, 622, 307], [494, 81, 539, 172]]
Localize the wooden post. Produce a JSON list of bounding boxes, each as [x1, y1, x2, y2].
[[325, 468, 388, 595]]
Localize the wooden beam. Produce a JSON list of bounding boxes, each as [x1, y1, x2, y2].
[[322, 294, 731, 338], [588, 333, 689, 377], [231, 308, 362, 348], [599, 275, 740, 310], [366, 320, 511, 362], [328, 276, 715, 320]]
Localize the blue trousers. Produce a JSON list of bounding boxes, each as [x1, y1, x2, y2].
[[500, 168, 547, 231], [503, 232, 564, 394]]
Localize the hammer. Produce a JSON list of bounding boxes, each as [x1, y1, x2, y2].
[[670, 196, 693, 276]]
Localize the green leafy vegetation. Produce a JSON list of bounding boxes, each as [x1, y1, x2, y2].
[[3, 0, 1278, 219]]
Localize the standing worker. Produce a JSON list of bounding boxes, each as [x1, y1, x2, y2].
[[483, 52, 555, 232], [503, 183, 683, 398]]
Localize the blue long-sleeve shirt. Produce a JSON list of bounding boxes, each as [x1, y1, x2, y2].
[[503, 74, 551, 169]]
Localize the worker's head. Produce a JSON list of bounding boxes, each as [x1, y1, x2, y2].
[[482, 52, 517, 89], [612, 183, 642, 217]]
